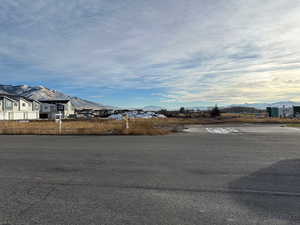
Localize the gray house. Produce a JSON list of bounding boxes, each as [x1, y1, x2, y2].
[[0, 95, 40, 120], [39, 99, 75, 119]]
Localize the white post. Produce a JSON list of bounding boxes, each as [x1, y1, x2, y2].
[[125, 114, 129, 129], [59, 115, 62, 135], [56, 112, 62, 135]]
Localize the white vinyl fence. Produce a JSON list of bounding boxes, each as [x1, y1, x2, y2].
[[0, 112, 39, 120]]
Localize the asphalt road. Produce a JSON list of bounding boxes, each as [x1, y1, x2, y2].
[[0, 124, 300, 225]]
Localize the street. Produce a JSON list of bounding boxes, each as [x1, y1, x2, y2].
[[0, 124, 300, 225]]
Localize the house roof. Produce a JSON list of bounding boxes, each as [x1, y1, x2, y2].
[[0, 94, 39, 103], [39, 99, 70, 104], [7, 95, 32, 104], [0, 95, 17, 102]]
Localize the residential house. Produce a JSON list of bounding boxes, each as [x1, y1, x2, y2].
[[0, 95, 40, 120], [39, 99, 75, 119]]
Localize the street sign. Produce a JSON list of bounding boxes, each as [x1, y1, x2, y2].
[[57, 104, 64, 112]]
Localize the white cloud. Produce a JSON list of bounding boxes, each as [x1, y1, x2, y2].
[[0, 0, 300, 104]]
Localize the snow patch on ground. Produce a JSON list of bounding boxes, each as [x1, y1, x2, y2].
[[108, 111, 167, 120], [206, 128, 239, 134]]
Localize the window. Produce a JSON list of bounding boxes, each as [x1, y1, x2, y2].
[[22, 103, 26, 107], [14, 103, 18, 107], [6, 101, 12, 107]]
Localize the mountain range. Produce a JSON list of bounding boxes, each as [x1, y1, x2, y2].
[[231, 102, 300, 109], [1, 84, 299, 110], [142, 106, 164, 111], [0, 84, 106, 109], [145, 102, 300, 111]]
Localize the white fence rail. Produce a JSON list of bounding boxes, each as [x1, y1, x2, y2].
[[0, 112, 39, 120]]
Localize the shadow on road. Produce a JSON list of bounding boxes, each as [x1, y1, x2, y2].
[[229, 159, 300, 222]]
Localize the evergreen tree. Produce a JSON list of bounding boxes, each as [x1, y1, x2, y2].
[[179, 107, 185, 113], [210, 105, 221, 118]]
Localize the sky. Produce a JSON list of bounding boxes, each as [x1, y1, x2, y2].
[[0, 0, 300, 108]]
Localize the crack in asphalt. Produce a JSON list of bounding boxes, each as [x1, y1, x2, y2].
[[16, 185, 56, 217], [22, 181, 300, 198]]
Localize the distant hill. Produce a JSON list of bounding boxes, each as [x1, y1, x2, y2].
[[232, 101, 300, 109], [186, 106, 209, 111], [221, 106, 264, 113], [142, 106, 164, 111], [0, 84, 106, 109]]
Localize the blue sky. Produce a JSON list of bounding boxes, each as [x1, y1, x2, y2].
[[1, 0, 300, 108]]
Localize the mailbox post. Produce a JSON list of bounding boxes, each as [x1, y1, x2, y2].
[[55, 112, 62, 135], [125, 114, 129, 129], [55, 104, 64, 135]]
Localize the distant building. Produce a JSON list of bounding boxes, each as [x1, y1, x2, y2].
[[94, 109, 114, 118], [266, 107, 279, 118], [0, 95, 40, 120], [75, 108, 95, 119], [293, 106, 300, 118], [39, 99, 75, 119], [267, 106, 298, 118], [279, 106, 294, 118], [75, 108, 115, 118]]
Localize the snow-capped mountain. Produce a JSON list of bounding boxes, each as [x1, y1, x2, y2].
[[0, 84, 105, 109]]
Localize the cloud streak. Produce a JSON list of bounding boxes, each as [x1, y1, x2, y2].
[[0, 0, 300, 105]]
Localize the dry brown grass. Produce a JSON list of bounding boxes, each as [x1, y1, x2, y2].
[[221, 113, 300, 123], [223, 117, 300, 124], [0, 118, 225, 136], [1, 117, 300, 135], [287, 124, 300, 128], [0, 119, 171, 135]]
